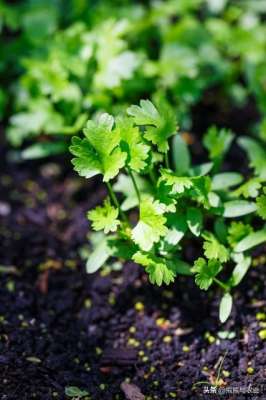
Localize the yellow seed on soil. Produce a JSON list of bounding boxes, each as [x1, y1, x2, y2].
[[146, 340, 153, 348], [108, 293, 116, 305], [247, 367, 254, 375], [96, 347, 102, 355], [169, 393, 177, 398], [256, 312, 266, 321], [222, 370, 230, 377], [129, 326, 136, 334], [84, 298, 92, 308], [205, 333, 215, 344], [142, 356, 149, 362], [99, 384, 106, 390], [138, 350, 145, 357], [163, 336, 172, 343], [258, 329, 266, 340], [128, 338, 140, 347], [153, 381, 159, 386], [182, 345, 190, 352], [156, 318, 165, 327], [135, 302, 144, 312], [150, 366, 155, 373]]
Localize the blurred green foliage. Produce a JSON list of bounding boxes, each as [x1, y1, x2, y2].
[[1, 0, 266, 154]]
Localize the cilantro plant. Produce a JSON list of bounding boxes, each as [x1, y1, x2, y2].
[[3, 0, 266, 158], [70, 99, 265, 323]]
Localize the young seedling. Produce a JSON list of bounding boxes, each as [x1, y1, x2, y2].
[[70, 99, 266, 323]]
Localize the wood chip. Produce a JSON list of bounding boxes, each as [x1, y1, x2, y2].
[[120, 382, 145, 400]]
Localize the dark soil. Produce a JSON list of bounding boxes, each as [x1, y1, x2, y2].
[[0, 129, 265, 400]]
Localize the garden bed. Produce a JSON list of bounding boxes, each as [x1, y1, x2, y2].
[[0, 134, 265, 400]]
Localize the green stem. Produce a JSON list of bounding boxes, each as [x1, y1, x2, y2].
[[213, 277, 229, 292], [127, 167, 141, 204], [165, 151, 170, 169], [106, 181, 127, 223], [149, 169, 156, 185]]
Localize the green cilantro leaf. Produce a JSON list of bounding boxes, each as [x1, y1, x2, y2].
[[233, 178, 262, 198], [256, 188, 266, 220], [87, 199, 120, 233], [203, 232, 229, 262], [115, 116, 149, 172], [203, 126, 234, 160], [238, 137, 266, 180], [158, 169, 194, 194], [132, 196, 168, 251], [227, 222, 253, 247], [158, 169, 211, 205], [192, 257, 222, 290], [127, 99, 177, 152], [70, 113, 126, 182], [133, 251, 176, 286]]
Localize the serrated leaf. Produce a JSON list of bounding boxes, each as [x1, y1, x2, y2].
[[235, 228, 266, 252], [203, 232, 229, 262], [70, 114, 127, 182], [87, 199, 120, 233], [227, 222, 253, 247], [256, 189, 266, 220], [133, 251, 176, 286], [223, 200, 257, 218], [187, 207, 203, 236], [192, 257, 222, 290], [219, 293, 233, 323], [203, 126, 234, 160], [238, 136, 266, 180], [172, 134, 191, 175], [132, 196, 168, 251], [211, 172, 243, 191], [233, 178, 262, 198], [159, 169, 193, 194], [116, 116, 149, 172], [159, 170, 211, 206], [69, 136, 102, 179], [127, 100, 160, 126], [127, 99, 177, 152]]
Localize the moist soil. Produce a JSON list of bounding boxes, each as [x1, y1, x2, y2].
[[0, 96, 265, 400]]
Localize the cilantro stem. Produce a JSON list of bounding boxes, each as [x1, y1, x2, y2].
[[106, 181, 128, 223], [213, 277, 229, 292], [149, 169, 156, 185], [127, 167, 141, 204], [165, 152, 170, 169]]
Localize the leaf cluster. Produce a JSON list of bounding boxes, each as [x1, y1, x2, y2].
[[70, 99, 266, 323]]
